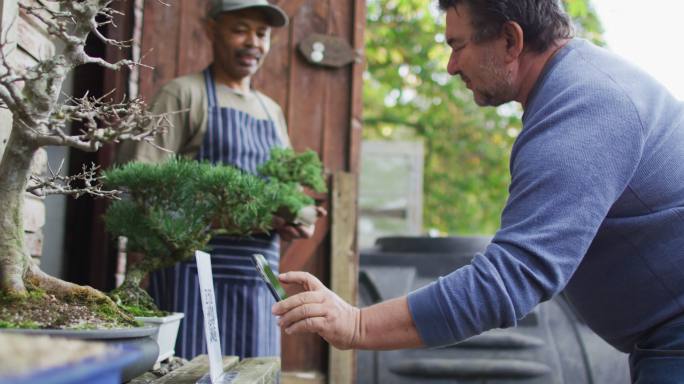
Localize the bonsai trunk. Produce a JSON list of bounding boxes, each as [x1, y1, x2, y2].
[[109, 255, 165, 316], [0, 126, 134, 325], [0, 126, 38, 296]]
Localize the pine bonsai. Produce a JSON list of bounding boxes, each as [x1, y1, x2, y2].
[[104, 148, 327, 317], [0, 0, 170, 329]]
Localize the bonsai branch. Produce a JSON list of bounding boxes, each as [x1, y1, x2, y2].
[[30, 93, 171, 151], [21, 2, 148, 71], [27, 161, 120, 199], [3, 1, 151, 122], [0, 39, 28, 114], [20, 5, 80, 46]]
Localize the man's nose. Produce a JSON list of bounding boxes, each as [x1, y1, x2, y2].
[[447, 51, 460, 76], [245, 31, 259, 47]]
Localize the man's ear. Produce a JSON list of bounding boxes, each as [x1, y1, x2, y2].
[[501, 21, 524, 63], [204, 17, 216, 44]]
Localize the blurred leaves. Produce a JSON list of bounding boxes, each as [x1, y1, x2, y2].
[[363, 0, 604, 234]]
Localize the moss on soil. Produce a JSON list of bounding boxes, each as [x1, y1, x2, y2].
[[108, 283, 168, 318], [0, 320, 40, 329], [118, 303, 167, 318], [0, 286, 137, 329]]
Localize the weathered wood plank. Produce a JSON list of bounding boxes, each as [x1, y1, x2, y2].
[[281, 370, 326, 384], [228, 357, 280, 384], [151, 355, 239, 384], [127, 370, 159, 384], [139, 0, 181, 100], [176, 0, 212, 75], [330, 173, 358, 304], [320, 1, 353, 173], [328, 172, 358, 384], [143, 356, 280, 384], [348, 0, 366, 175]]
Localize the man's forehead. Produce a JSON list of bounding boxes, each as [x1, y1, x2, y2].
[[444, 4, 473, 41], [216, 8, 271, 28]]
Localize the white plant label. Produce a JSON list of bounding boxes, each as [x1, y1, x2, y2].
[[195, 250, 230, 384]]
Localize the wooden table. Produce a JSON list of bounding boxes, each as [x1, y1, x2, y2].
[[129, 355, 280, 384]]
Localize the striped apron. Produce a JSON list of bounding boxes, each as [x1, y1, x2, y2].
[[149, 68, 283, 360]]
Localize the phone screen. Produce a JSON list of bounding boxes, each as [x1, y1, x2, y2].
[[251, 253, 287, 302]]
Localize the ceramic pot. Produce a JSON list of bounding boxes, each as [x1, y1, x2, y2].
[[135, 312, 185, 364], [0, 326, 158, 382], [0, 341, 141, 384]]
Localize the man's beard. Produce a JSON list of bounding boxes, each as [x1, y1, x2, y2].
[[472, 49, 515, 107]]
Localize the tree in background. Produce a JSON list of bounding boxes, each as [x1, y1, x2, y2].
[[363, 0, 604, 235]]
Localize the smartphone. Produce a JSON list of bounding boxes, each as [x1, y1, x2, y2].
[[251, 253, 287, 302]]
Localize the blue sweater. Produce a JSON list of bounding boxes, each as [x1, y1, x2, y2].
[[408, 38, 684, 353]]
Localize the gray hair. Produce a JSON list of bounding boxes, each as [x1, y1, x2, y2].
[[438, 0, 574, 52]]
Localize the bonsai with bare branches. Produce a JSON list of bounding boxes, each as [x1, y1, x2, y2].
[[0, 0, 169, 328]]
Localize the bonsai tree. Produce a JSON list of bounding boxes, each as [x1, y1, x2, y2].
[[0, 0, 170, 328], [104, 148, 327, 317]]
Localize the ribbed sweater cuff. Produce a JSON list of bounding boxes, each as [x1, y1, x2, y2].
[[407, 282, 455, 347]]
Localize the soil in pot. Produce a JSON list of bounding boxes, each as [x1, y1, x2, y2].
[[0, 287, 136, 330]]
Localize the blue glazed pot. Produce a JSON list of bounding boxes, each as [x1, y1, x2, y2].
[[0, 327, 159, 381], [0, 345, 142, 384]]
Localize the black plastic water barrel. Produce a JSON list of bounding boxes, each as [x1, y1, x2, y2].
[[357, 236, 629, 384]]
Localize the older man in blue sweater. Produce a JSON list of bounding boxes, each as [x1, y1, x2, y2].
[[273, 0, 684, 381]]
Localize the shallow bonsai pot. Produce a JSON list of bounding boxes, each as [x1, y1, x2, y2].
[[135, 312, 184, 364], [0, 341, 142, 384], [0, 326, 158, 382]]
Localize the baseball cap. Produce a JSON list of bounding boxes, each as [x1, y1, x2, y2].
[[209, 0, 289, 27]]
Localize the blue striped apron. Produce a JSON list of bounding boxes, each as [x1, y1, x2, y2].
[[149, 68, 283, 360]]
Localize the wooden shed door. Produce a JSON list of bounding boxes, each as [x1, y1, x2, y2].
[[137, 0, 365, 376]]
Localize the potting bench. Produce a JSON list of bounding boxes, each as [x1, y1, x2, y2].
[[129, 355, 279, 384]]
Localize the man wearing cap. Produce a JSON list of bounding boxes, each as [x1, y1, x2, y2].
[[118, 0, 315, 359]]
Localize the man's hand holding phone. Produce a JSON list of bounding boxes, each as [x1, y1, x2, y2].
[[251, 253, 287, 302]]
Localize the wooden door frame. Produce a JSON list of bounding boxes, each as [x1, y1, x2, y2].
[[64, 0, 134, 291]]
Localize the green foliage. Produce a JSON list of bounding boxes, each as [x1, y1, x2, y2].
[[364, 0, 604, 234], [104, 148, 324, 259], [104, 158, 213, 262], [258, 148, 328, 193], [102, 148, 325, 312]]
